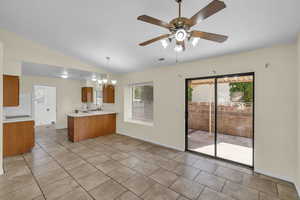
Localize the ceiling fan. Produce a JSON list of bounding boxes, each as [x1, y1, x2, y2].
[[137, 0, 228, 52]]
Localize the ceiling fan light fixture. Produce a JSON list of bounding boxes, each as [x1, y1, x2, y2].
[[174, 44, 183, 52], [192, 37, 200, 47], [175, 29, 187, 42], [102, 79, 108, 84], [61, 71, 68, 79], [160, 39, 169, 48], [61, 74, 68, 79], [111, 80, 117, 85]]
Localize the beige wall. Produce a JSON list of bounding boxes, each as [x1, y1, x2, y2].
[[0, 29, 106, 75], [117, 44, 298, 183], [0, 41, 3, 175], [21, 75, 83, 129]]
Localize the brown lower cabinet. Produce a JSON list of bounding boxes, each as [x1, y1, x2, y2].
[[3, 121, 35, 157], [68, 114, 116, 142]]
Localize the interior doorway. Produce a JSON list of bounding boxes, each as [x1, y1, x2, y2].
[[33, 85, 57, 126], [185, 72, 254, 167]]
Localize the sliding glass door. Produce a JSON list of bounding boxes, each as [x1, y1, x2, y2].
[[186, 73, 254, 167], [187, 78, 215, 156]]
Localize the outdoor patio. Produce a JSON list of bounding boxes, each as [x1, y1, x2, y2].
[[188, 130, 253, 166]]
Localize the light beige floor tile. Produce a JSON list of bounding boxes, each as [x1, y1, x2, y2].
[[107, 166, 137, 183], [142, 183, 179, 200], [41, 177, 79, 200], [67, 163, 97, 179], [172, 164, 201, 180], [174, 154, 200, 166], [95, 159, 124, 173], [177, 196, 190, 200], [54, 152, 80, 163], [111, 152, 130, 161], [192, 159, 218, 173], [243, 174, 277, 195], [0, 183, 41, 200], [26, 156, 55, 168], [155, 158, 181, 171], [170, 177, 204, 199], [198, 188, 233, 200], [120, 157, 143, 168], [194, 171, 225, 192], [31, 160, 62, 176], [116, 191, 141, 200], [75, 149, 101, 159], [150, 168, 179, 187], [3, 155, 24, 165], [87, 155, 111, 165], [77, 170, 110, 191], [222, 181, 259, 200], [3, 159, 27, 171], [89, 179, 127, 200], [131, 161, 160, 176], [4, 165, 32, 178], [215, 166, 244, 183], [277, 184, 299, 200], [258, 174, 295, 188], [0, 174, 36, 196], [32, 195, 46, 200], [259, 192, 281, 200], [122, 174, 155, 196], [6, 125, 296, 200], [35, 168, 69, 187], [56, 187, 92, 200], [60, 158, 87, 170]]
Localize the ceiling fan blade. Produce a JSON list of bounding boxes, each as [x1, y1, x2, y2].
[[138, 15, 173, 29], [139, 34, 170, 46], [190, 0, 226, 26], [191, 31, 228, 43]]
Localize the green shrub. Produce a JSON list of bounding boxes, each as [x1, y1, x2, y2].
[[229, 82, 253, 103]]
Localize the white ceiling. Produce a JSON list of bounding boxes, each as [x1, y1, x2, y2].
[[1, 0, 300, 73], [22, 62, 105, 81]]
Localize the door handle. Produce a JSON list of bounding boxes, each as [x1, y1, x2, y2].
[[46, 108, 50, 111]]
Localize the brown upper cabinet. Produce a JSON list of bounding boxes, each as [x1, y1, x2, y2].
[[103, 84, 115, 103], [4, 75, 20, 107], [82, 87, 93, 103]]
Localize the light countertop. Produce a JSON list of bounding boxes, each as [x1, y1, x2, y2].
[[3, 116, 34, 123], [68, 111, 117, 118]]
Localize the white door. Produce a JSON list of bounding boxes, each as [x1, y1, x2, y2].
[[33, 85, 56, 126]]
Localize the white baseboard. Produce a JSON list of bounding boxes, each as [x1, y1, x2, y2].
[[55, 124, 67, 129], [254, 168, 294, 184], [117, 132, 184, 152]]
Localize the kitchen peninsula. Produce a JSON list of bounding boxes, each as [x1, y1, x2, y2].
[[67, 111, 116, 142]]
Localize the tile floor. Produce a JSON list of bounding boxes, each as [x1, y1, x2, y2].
[[1, 126, 299, 200]]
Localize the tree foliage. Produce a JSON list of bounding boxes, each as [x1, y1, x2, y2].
[[229, 82, 253, 102], [188, 87, 193, 102]]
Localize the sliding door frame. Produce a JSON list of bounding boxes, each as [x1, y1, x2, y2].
[[185, 72, 255, 168]]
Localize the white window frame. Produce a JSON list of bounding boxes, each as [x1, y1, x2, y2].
[[124, 82, 154, 126]]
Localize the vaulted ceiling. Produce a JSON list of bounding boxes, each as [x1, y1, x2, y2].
[[0, 0, 299, 73]]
